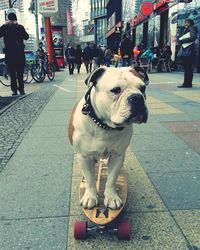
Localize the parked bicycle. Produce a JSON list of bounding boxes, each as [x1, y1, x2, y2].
[[0, 61, 10, 86], [23, 63, 34, 83], [31, 53, 55, 83], [0, 61, 32, 86]]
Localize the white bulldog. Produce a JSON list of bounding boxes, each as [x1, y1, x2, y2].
[[68, 66, 149, 210]]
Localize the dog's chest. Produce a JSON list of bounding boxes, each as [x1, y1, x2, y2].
[[76, 126, 132, 159]]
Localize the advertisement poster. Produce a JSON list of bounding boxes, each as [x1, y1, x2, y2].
[[52, 27, 65, 68]]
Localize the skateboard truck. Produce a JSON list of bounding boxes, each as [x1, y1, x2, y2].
[[74, 221, 131, 240]]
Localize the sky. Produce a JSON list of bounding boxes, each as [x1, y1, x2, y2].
[[24, 0, 42, 36], [24, 0, 90, 36]]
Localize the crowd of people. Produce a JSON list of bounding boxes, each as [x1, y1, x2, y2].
[[0, 10, 197, 94], [64, 36, 174, 76], [64, 20, 197, 89], [64, 42, 112, 75]]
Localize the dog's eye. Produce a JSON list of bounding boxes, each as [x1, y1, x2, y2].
[[139, 85, 146, 94], [110, 87, 121, 95]]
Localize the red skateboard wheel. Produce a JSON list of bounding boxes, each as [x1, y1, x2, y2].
[[74, 221, 87, 240], [117, 221, 131, 240]]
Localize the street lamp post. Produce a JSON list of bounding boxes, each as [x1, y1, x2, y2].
[[34, 0, 40, 48], [29, 0, 40, 48], [9, 0, 17, 8]]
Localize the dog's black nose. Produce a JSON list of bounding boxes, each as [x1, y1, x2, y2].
[[128, 93, 144, 105]]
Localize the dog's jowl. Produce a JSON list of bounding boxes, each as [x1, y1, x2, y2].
[[68, 66, 149, 210]]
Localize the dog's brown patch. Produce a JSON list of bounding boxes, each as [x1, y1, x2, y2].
[[129, 68, 141, 79], [68, 102, 78, 145]]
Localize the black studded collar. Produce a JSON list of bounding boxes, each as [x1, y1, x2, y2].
[[81, 86, 124, 131]]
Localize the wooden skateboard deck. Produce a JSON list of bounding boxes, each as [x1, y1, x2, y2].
[[79, 160, 127, 225]]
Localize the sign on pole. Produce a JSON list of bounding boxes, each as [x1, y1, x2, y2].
[[37, 0, 58, 16], [140, 2, 153, 16]]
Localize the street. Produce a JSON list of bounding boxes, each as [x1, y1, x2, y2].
[[0, 68, 200, 250]]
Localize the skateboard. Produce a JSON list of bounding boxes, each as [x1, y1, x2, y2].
[[74, 160, 131, 240]]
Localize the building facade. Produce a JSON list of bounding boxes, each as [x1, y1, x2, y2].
[[91, 0, 107, 45], [124, 0, 200, 72], [50, 0, 72, 47], [106, 0, 122, 52], [81, 19, 95, 46]]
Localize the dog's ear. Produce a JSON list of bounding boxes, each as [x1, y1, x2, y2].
[[85, 67, 106, 87], [129, 65, 149, 86]]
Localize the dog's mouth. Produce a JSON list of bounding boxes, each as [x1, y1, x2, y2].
[[113, 108, 148, 127], [126, 110, 148, 124]]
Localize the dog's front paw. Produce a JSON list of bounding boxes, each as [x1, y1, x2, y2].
[[81, 189, 98, 209], [104, 189, 123, 210]]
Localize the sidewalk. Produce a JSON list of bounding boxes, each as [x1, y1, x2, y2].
[[0, 68, 200, 249]]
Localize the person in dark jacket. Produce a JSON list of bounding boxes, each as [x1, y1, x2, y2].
[[0, 12, 29, 95], [37, 41, 46, 61], [65, 43, 76, 75], [75, 45, 83, 74], [120, 33, 133, 67], [97, 45, 104, 67], [92, 44, 99, 70], [157, 45, 172, 72], [178, 19, 197, 88], [83, 42, 93, 73]]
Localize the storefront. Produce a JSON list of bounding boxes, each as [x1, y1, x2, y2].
[[130, 0, 200, 71], [131, 13, 149, 48], [131, 0, 178, 49], [106, 0, 122, 52]]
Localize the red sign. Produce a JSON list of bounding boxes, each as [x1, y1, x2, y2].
[[154, 0, 176, 10], [140, 2, 153, 16], [131, 13, 148, 27]]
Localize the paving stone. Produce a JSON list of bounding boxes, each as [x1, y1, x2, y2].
[[149, 171, 200, 210], [163, 121, 200, 133], [0, 217, 68, 250], [172, 210, 200, 248], [130, 132, 188, 152], [0, 86, 56, 172], [134, 148, 200, 173], [0, 154, 72, 219]]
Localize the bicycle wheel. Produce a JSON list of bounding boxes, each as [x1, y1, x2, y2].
[[23, 68, 28, 82], [23, 66, 33, 83], [31, 64, 45, 83], [47, 64, 55, 81], [0, 63, 10, 86], [0, 73, 11, 87]]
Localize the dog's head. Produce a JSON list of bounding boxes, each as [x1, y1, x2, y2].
[[85, 66, 149, 128]]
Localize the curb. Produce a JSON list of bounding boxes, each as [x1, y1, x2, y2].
[[0, 94, 31, 116]]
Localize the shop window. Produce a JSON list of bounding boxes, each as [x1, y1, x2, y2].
[[147, 18, 155, 48], [135, 24, 143, 46]]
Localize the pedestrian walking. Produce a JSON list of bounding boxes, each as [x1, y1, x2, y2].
[[65, 43, 76, 75], [177, 19, 198, 88], [136, 42, 145, 65], [75, 44, 83, 74], [157, 45, 172, 72], [104, 46, 112, 67], [37, 42, 46, 61], [0, 12, 29, 95], [83, 42, 93, 73], [120, 33, 133, 67], [113, 47, 121, 68], [97, 45, 104, 67], [92, 44, 99, 70]]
